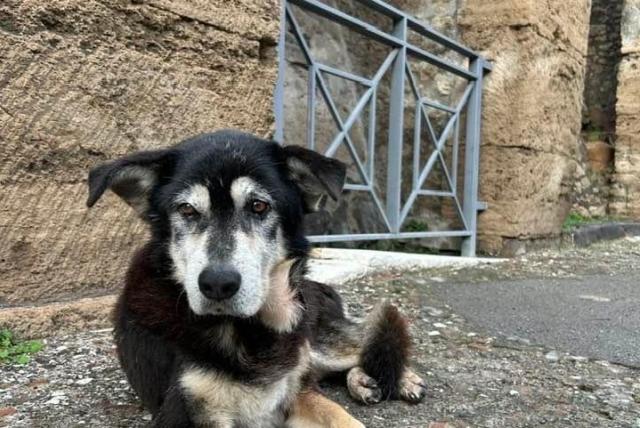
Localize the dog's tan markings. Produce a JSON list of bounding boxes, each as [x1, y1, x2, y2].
[[286, 390, 365, 428], [259, 259, 303, 333], [180, 342, 311, 427], [398, 368, 427, 404], [346, 366, 382, 405], [208, 323, 240, 357], [309, 350, 359, 375]]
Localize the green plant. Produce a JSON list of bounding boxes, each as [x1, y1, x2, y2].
[[403, 219, 429, 233], [562, 212, 590, 231], [562, 212, 623, 232], [0, 329, 44, 365]]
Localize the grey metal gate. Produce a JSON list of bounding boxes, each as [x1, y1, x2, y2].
[[274, 0, 491, 256]]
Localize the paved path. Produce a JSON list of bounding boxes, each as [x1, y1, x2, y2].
[[431, 272, 640, 367]]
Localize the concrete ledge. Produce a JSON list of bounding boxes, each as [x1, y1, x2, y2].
[[1, 249, 503, 339], [568, 222, 640, 247], [308, 248, 503, 285], [0, 296, 116, 340]]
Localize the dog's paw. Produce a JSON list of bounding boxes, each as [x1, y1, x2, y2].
[[347, 366, 382, 405], [398, 368, 427, 404]]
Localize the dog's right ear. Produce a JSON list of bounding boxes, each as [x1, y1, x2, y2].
[[86, 149, 174, 218]]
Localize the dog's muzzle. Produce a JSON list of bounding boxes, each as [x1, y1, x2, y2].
[[198, 267, 241, 301]]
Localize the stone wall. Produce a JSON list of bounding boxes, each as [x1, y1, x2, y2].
[[568, 0, 623, 219], [583, 0, 624, 134], [611, 0, 640, 217], [459, 0, 593, 254], [0, 0, 279, 320]]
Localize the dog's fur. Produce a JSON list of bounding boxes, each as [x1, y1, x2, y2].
[[87, 130, 426, 427]]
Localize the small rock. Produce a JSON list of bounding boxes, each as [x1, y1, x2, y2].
[[428, 331, 441, 337], [76, 378, 93, 386], [433, 323, 447, 329], [578, 294, 611, 302], [509, 390, 519, 396], [428, 423, 453, 428], [45, 397, 64, 405], [425, 307, 444, 317], [0, 407, 17, 417], [545, 351, 561, 362], [568, 355, 589, 363]]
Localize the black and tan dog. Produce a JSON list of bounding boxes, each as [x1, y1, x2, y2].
[[87, 130, 426, 427]]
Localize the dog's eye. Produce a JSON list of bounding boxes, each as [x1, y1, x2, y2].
[[177, 203, 198, 219], [251, 200, 270, 215]]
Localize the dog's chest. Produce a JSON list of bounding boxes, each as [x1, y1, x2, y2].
[[180, 349, 309, 428]]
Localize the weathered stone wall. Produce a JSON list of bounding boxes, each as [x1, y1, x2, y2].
[[459, 0, 593, 254], [568, 0, 623, 219], [583, 0, 624, 134], [0, 0, 279, 314], [611, 0, 640, 218]]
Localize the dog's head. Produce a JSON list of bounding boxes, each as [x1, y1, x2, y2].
[[87, 131, 346, 318]]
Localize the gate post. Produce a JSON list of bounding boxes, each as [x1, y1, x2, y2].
[[461, 58, 485, 257], [385, 17, 407, 234]]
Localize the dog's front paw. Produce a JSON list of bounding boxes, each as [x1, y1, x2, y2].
[[347, 366, 382, 405], [398, 368, 427, 404]]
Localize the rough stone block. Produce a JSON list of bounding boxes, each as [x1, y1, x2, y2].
[[0, 0, 279, 306], [460, 0, 591, 251]]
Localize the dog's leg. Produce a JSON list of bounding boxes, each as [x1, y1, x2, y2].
[[397, 367, 428, 404], [286, 390, 365, 428], [312, 299, 427, 405], [148, 385, 195, 428]]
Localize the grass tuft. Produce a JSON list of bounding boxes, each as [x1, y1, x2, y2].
[[0, 329, 44, 365]]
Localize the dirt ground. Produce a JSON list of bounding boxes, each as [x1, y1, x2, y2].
[[2, 239, 640, 427]]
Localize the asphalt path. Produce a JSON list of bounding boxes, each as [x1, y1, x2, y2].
[[431, 273, 640, 367]]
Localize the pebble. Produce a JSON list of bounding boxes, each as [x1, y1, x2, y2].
[[45, 396, 66, 405], [579, 294, 611, 303], [428, 331, 441, 337], [545, 351, 561, 362], [76, 378, 93, 385]]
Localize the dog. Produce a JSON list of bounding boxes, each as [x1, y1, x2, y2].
[[86, 130, 426, 427]]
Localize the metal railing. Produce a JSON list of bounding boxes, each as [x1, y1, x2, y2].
[[274, 0, 491, 256]]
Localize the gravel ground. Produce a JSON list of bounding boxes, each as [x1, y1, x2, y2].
[[2, 238, 640, 427]]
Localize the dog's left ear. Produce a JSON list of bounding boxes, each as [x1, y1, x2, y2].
[[283, 145, 347, 213], [86, 149, 174, 219]]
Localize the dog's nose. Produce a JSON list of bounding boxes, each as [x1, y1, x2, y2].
[[198, 268, 241, 301]]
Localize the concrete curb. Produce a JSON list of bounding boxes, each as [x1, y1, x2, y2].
[[308, 248, 504, 285], [567, 222, 640, 247], [1, 249, 504, 339]]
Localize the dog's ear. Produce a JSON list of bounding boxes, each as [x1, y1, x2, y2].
[[86, 149, 174, 218], [283, 145, 347, 213]]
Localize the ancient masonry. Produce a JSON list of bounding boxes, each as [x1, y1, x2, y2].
[[0, 0, 280, 336], [611, 0, 640, 217], [459, 0, 593, 254]]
